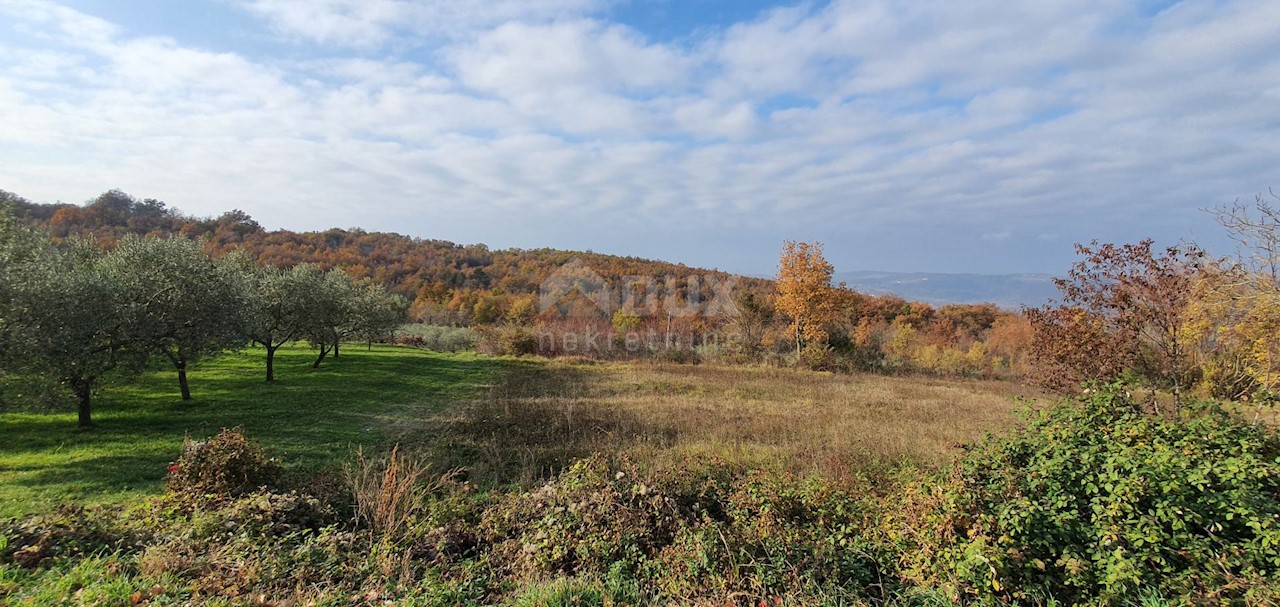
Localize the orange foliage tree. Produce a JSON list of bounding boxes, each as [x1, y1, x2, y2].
[[775, 240, 840, 357]]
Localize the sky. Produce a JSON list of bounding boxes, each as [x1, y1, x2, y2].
[[1, 0, 1278, 276]]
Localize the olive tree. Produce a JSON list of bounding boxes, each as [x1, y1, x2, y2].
[[302, 271, 406, 367], [1, 201, 53, 408], [3, 205, 151, 426], [99, 236, 249, 400], [1, 232, 145, 427], [347, 280, 408, 349], [245, 263, 322, 382], [301, 269, 355, 368], [0, 201, 49, 372]]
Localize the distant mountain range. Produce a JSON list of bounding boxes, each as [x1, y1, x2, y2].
[[834, 270, 1060, 310]]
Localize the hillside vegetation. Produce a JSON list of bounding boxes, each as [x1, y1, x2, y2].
[[1, 188, 771, 317], [4, 346, 1279, 605], [3, 189, 1034, 384], [5, 188, 1280, 605]]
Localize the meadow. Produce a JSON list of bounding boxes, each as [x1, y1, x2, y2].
[[0, 345, 497, 517], [442, 359, 1033, 486], [5, 345, 1278, 606], [0, 344, 1024, 517]]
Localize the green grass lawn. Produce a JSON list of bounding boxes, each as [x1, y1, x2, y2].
[[0, 344, 501, 517]]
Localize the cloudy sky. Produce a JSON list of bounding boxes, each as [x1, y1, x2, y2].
[[1, 0, 1278, 275]]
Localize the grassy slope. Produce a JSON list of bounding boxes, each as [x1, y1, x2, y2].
[[0, 344, 499, 517]]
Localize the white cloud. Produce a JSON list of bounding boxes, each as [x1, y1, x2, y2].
[[1, 0, 1279, 274], [453, 20, 691, 95], [234, 0, 603, 47], [712, 3, 836, 98], [0, 0, 117, 48], [671, 98, 758, 139], [446, 19, 697, 136]]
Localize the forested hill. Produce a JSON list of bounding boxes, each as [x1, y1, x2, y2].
[[2, 189, 771, 323]]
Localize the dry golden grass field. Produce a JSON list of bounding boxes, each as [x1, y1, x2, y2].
[[411, 358, 1041, 488]]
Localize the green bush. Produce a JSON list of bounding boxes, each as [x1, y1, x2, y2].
[[165, 427, 283, 501], [653, 472, 889, 603], [499, 326, 540, 356], [479, 456, 684, 579], [895, 385, 1280, 605]]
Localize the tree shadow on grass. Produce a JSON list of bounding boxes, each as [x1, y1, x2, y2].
[[0, 345, 509, 515], [3, 450, 173, 493], [419, 361, 681, 488]]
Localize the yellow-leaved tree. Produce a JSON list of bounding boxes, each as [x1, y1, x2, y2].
[[1181, 268, 1280, 399], [775, 240, 840, 359], [1181, 192, 1280, 399]]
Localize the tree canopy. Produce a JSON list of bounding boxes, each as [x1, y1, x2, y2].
[[775, 240, 841, 357]]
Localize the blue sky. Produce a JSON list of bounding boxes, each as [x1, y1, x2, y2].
[[1, 0, 1278, 276]]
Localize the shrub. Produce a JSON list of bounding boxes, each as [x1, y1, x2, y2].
[[478, 325, 540, 356], [895, 385, 1280, 604], [498, 326, 539, 356], [693, 343, 759, 366], [611, 310, 642, 334], [1, 506, 145, 568], [136, 518, 376, 600], [216, 489, 337, 536], [797, 343, 836, 371], [479, 456, 685, 579], [165, 427, 283, 501], [656, 348, 699, 365], [394, 324, 479, 352], [653, 472, 890, 603], [478, 456, 893, 604]]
